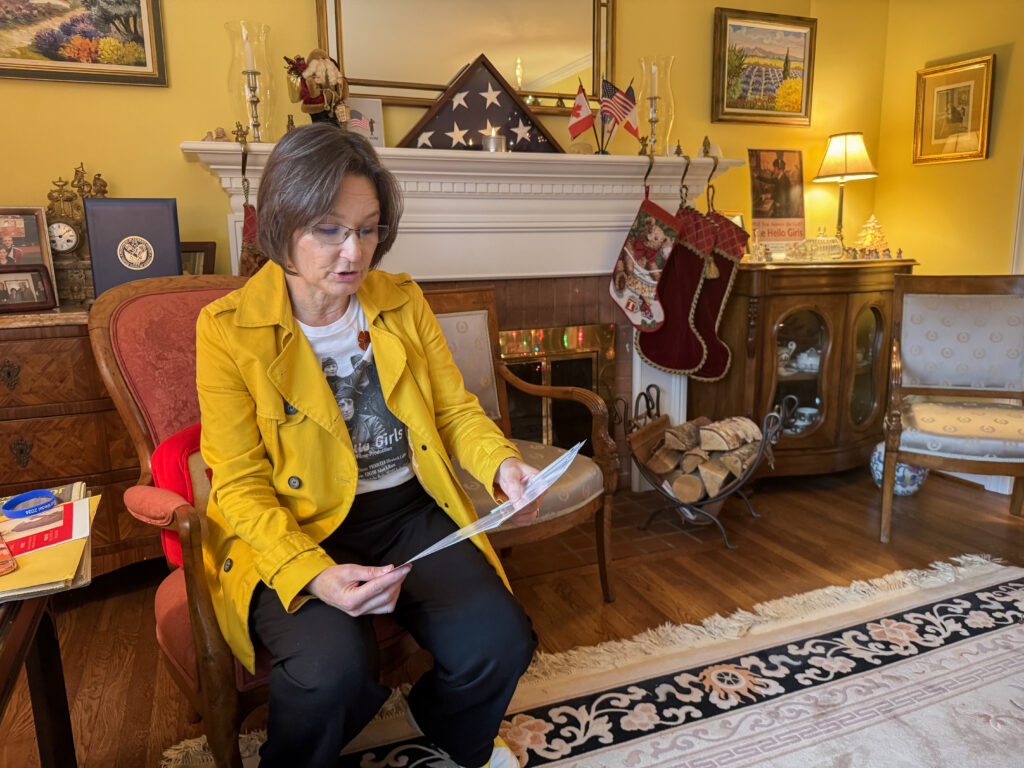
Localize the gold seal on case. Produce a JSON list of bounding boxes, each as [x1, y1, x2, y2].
[[117, 235, 155, 271]]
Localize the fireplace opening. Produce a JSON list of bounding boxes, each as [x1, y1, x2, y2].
[[499, 324, 616, 457]]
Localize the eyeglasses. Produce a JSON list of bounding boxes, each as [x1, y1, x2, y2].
[[309, 223, 390, 246]]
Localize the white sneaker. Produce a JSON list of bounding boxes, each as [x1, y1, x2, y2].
[[481, 737, 518, 768]]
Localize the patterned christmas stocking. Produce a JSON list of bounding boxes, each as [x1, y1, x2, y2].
[[239, 201, 268, 278], [608, 199, 683, 332], [687, 212, 748, 381], [636, 205, 719, 373]]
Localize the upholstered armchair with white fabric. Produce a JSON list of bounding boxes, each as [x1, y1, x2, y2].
[[880, 274, 1024, 542]]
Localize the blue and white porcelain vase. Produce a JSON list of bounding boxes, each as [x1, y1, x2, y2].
[[869, 442, 928, 495]]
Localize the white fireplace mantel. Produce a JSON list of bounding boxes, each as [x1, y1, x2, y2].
[[181, 141, 744, 453], [180, 141, 743, 280]]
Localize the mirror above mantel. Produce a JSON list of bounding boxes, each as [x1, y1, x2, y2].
[[315, 0, 614, 114]]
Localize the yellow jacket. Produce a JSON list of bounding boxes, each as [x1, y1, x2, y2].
[[196, 263, 519, 671]]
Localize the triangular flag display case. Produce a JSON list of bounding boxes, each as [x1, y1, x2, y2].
[[398, 53, 563, 153]]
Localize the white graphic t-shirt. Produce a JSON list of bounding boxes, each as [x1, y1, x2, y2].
[[297, 298, 413, 493]]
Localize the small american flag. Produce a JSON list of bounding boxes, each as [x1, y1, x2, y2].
[[600, 79, 634, 125], [350, 110, 372, 131]]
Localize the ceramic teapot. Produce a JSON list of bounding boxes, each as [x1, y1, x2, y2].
[[795, 347, 821, 371]]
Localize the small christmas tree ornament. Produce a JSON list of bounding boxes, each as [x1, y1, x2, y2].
[[855, 215, 889, 258]]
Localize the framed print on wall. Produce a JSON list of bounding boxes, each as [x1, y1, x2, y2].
[[0, 206, 58, 302], [0, 264, 57, 314], [711, 7, 816, 126], [913, 55, 994, 165], [0, 0, 166, 86]]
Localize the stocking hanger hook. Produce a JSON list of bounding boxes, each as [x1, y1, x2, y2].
[[678, 153, 692, 207], [642, 152, 655, 191], [704, 156, 720, 213]]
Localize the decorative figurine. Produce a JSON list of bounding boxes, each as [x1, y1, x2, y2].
[[284, 49, 349, 127], [91, 174, 108, 198], [638, 136, 649, 155], [286, 114, 296, 133]]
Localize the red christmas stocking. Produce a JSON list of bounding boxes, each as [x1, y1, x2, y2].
[[239, 202, 268, 278], [689, 211, 748, 382], [636, 205, 718, 373], [609, 199, 682, 332]]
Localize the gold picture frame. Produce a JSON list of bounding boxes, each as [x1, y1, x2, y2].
[[0, 0, 166, 86], [913, 55, 994, 165], [711, 7, 817, 126]]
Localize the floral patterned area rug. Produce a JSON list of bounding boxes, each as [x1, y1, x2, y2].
[[162, 555, 1024, 768]]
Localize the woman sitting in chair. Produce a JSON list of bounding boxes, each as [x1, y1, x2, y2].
[[196, 123, 541, 768]]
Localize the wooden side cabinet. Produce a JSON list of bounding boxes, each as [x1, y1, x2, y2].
[[0, 309, 159, 575], [688, 260, 916, 476]]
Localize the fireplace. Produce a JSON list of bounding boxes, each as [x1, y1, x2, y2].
[[179, 142, 744, 485], [499, 323, 616, 456]]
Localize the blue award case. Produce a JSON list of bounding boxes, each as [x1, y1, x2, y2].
[[83, 198, 182, 298]]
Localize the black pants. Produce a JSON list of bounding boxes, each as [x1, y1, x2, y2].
[[250, 478, 537, 768]]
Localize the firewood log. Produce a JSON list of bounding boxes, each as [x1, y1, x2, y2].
[[699, 417, 763, 451], [663, 416, 711, 451], [680, 447, 711, 474], [719, 442, 759, 477], [697, 458, 731, 497], [671, 472, 706, 503], [647, 445, 682, 475]]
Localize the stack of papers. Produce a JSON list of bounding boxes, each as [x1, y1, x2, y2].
[[0, 486, 97, 604], [404, 442, 584, 565]]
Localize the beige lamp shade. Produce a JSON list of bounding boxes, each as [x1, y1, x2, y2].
[[813, 132, 878, 183]]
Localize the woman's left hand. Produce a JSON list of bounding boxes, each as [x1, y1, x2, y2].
[[495, 457, 543, 527]]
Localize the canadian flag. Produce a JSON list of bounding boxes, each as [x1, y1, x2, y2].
[[568, 84, 595, 139]]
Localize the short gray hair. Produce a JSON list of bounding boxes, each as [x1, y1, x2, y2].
[[256, 123, 403, 271]]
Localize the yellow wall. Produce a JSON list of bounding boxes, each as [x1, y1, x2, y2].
[[1, 1, 319, 274], [874, 0, 1024, 274], [2, 1, 1019, 275]]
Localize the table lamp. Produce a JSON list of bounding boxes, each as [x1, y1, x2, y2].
[[812, 132, 878, 243]]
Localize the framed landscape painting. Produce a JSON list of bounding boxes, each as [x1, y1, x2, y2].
[[0, 0, 166, 86], [913, 55, 994, 165], [712, 7, 816, 126]]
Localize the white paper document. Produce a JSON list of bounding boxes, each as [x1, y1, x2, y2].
[[403, 441, 585, 566]]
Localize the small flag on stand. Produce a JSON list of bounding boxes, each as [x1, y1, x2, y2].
[[621, 85, 639, 139], [568, 84, 595, 139]]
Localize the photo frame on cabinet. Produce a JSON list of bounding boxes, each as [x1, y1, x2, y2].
[[0, 0, 166, 86], [0, 207, 58, 301], [0, 265, 57, 314], [913, 55, 994, 165], [180, 241, 216, 275], [711, 7, 816, 126]]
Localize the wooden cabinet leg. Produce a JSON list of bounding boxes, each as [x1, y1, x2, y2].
[[1010, 477, 1023, 517], [25, 604, 77, 768]]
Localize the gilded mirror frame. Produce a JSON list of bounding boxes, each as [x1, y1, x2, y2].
[[314, 0, 614, 114]]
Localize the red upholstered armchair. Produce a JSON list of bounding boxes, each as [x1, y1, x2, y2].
[[89, 276, 415, 768]]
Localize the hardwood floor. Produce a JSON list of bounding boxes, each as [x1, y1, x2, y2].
[[2, 468, 1021, 767]]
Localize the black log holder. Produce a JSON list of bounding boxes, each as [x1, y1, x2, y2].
[[616, 391, 795, 549]]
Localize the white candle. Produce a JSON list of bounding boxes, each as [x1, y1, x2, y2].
[[244, 39, 256, 71], [650, 63, 658, 99]]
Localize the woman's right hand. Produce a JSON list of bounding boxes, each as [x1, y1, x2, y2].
[[306, 563, 411, 616]]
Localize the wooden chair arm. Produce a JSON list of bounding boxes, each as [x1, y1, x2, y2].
[[176, 505, 241, 727], [496, 362, 619, 493], [884, 335, 903, 449]]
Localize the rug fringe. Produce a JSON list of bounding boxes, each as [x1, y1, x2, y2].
[[162, 555, 1006, 764], [519, 553, 1005, 684]]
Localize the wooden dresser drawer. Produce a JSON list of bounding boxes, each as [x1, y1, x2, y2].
[[0, 413, 110, 484], [0, 335, 107, 408]]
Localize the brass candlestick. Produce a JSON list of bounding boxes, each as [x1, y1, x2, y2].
[[647, 95, 660, 157], [244, 69, 263, 141]]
